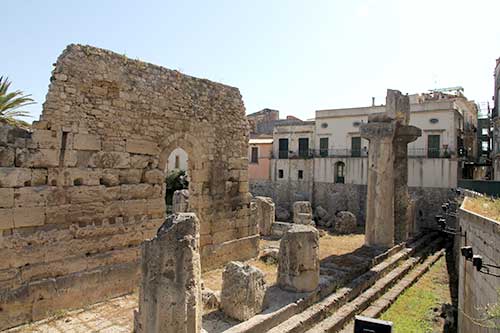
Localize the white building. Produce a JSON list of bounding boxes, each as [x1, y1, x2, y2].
[[271, 91, 478, 189], [166, 147, 188, 174]]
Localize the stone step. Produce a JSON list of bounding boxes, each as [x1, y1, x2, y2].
[[305, 241, 445, 333], [260, 233, 439, 333], [338, 247, 446, 333]]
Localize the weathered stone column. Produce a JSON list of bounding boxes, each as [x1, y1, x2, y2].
[[361, 122, 396, 248], [134, 213, 202, 333], [393, 126, 421, 243], [361, 89, 421, 247], [278, 224, 319, 292]]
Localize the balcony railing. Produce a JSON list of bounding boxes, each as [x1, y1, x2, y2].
[[272, 148, 462, 159]]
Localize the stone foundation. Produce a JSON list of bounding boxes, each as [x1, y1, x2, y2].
[[250, 180, 456, 232]]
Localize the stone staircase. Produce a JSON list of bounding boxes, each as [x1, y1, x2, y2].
[[225, 232, 442, 333]]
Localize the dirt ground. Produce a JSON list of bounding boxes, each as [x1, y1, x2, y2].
[[6, 231, 365, 333], [203, 231, 365, 291]]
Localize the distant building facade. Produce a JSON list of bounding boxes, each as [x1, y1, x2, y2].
[[248, 138, 273, 181], [270, 90, 478, 189]]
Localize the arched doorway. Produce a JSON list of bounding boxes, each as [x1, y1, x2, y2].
[[164, 147, 189, 213]]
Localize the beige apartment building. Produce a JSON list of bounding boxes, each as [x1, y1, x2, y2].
[[271, 90, 478, 189]]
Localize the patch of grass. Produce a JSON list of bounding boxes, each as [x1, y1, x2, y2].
[[463, 196, 500, 222], [380, 257, 452, 333]]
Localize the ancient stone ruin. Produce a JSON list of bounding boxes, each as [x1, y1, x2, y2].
[[0, 44, 259, 330], [220, 261, 267, 321], [292, 201, 314, 225], [253, 196, 275, 236], [278, 224, 320, 292], [172, 189, 189, 213], [134, 213, 202, 333], [361, 89, 421, 247]]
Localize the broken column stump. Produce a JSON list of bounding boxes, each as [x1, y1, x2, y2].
[[220, 261, 267, 321], [278, 224, 320, 292], [254, 196, 275, 236], [172, 189, 190, 213], [134, 213, 202, 333], [293, 201, 314, 225]]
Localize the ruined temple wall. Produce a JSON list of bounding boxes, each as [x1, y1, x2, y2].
[[0, 44, 258, 330]]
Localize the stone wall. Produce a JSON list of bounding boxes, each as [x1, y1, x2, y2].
[[0, 44, 258, 330], [457, 199, 500, 333], [250, 180, 455, 229]]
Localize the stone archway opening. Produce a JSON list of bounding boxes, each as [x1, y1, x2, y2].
[[164, 147, 189, 213]]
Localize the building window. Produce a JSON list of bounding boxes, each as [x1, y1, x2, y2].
[[298, 138, 309, 158], [279, 138, 289, 159], [335, 161, 345, 184], [250, 147, 258, 163], [278, 169, 284, 179], [351, 137, 361, 157], [175, 155, 180, 169], [319, 137, 329, 157], [427, 134, 440, 158], [482, 128, 489, 136], [298, 170, 303, 179]]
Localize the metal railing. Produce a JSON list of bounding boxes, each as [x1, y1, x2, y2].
[[271, 148, 461, 159]]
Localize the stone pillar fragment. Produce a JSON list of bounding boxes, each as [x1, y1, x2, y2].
[[172, 189, 189, 213], [278, 224, 319, 292], [254, 196, 275, 236], [220, 261, 266, 321], [134, 213, 202, 333], [293, 201, 313, 225], [393, 127, 421, 242], [361, 122, 397, 248]]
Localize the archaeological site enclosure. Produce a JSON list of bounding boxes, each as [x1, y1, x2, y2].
[[1, 44, 494, 333], [0, 44, 259, 330]]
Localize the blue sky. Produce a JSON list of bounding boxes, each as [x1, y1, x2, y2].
[[4, 0, 500, 122]]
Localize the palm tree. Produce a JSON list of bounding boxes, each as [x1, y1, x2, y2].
[[0, 76, 34, 126]]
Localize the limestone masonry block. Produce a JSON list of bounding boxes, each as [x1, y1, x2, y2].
[[293, 201, 313, 225], [143, 169, 164, 184], [0, 188, 14, 208], [220, 261, 266, 321], [73, 133, 101, 151], [134, 213, 202, 333], [0, 208, 14, 229], [253, 196, 275, 236], [0, 146, 15, 167], [0, 168, 32, 187], [126, 139, 158, 155], [31, 130, 60, 149], [13, 207, 45, 228], [278, 224, 320, 292]]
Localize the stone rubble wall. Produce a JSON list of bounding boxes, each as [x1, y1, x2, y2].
[[249, 180, 455, 231], [0, 44, 258, 330]]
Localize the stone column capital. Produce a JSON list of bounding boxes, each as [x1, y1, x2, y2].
[[394, 125, 422, 145], [360, 122, 396, 141]]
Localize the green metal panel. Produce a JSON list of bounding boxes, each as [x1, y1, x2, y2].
[[458, 179, 500, 197]]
